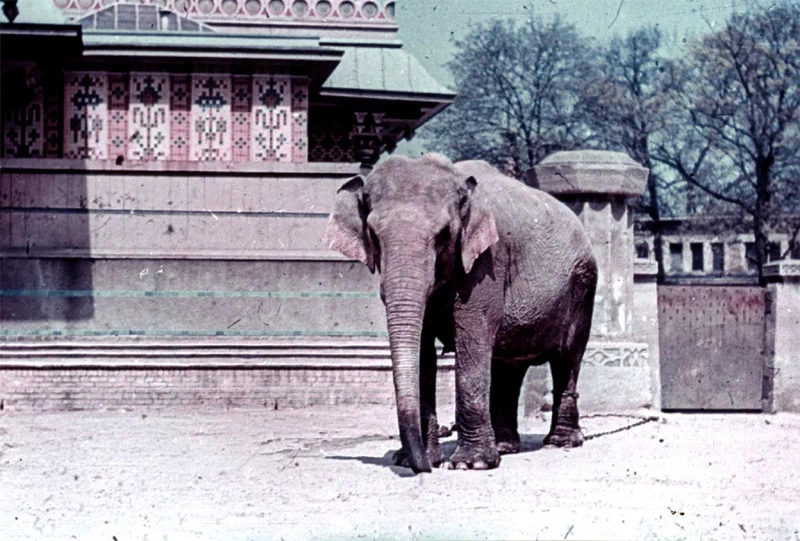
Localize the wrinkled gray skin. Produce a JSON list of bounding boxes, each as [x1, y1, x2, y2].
[[325, 154, 597, 474]]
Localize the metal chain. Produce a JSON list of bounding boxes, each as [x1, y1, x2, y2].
[[580, 414, 660, 441]]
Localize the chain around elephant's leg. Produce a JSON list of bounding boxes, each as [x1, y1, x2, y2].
[[544, 359, 584, 448]]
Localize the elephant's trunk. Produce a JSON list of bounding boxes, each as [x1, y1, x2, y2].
[[382, 244, 432, 474]]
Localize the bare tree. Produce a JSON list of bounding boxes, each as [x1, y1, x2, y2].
[[580, 26, 679, 283], [420, 16, 595, 174], [654, 2, 800, 285]]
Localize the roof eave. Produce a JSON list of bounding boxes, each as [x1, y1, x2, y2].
[[81, 46, 343, 62], [0, 22, 81, 39], [318, 87, 456, 103]]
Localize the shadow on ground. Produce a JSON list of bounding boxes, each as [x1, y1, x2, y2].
[[326, 433, 547, 476]]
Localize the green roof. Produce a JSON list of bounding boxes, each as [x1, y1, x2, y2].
[[322, 46, 455, 99], [4, 1, 67, 25], [82, 32, 322, 51]]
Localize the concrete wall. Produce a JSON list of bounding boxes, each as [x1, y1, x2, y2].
[[2, 158, 661, 413]]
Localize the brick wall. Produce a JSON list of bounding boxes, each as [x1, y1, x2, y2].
[[0, 366, 457, 412]]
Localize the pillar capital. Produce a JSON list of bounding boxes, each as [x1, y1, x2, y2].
[[526, 150, 648, 197]]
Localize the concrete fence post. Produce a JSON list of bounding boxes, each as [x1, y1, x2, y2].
[[521, 150, 658, 413], [764, 261, 800, 412]]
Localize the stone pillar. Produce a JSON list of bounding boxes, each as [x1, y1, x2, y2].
[[521, 150, 656, 413], [528, 150, 648, 340], [764, 261, 800, 412]]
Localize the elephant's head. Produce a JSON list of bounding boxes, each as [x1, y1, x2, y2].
[[323, 154, 498, 473]]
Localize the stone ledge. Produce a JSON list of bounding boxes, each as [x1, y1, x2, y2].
[[634, 260, 659, 276], [0, 159, 361, 177], [764, 261, 800, 280], [0, 248, 351, 261], [0, 339, 648, 369]]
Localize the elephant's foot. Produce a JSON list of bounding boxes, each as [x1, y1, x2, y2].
[[543, 426, 584, 448], [447, 443, 500, 470], [493, 427, 520, 455], [392, 444, 445, 469]]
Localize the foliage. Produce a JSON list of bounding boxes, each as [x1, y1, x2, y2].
[[419, 17, 595, 175], [653, 1, 800, 283], [422, 1, 800, 284]]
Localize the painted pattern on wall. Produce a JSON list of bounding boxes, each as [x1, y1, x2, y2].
[[291, 78, 309, 163], [108, 73, 129, 160], [190, 74, 232, 162], [2, 98, 43, 159], [44, 71, 64, 159], [64, 72, 108, 160], [1, 66, 317, 163], [231, 76, 252, 162], [169, 75, 192, 161], [251, 75, 291, 162], [128, 73, 171, 161]]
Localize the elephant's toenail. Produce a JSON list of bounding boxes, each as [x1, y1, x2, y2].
[[455, 462, 468, 470], [473, 461, 488, 470]]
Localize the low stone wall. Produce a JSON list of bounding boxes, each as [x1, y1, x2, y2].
[[1, 339, 650, 413]]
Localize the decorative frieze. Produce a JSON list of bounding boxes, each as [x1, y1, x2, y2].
[[108, 73, 130, 160], [54, 0, 396, 24], [582, 342, 649, 367], [251, 75, 291, 162], [128, 73, 171, 161], [1, 64, 44, 159], [169, 75, 192, 161], [2, 67, 321, 164], [190, 74, 232, 162], [64, 71, 108, 160], [291, 78, 309, 163], [231, 75, 252, 162]]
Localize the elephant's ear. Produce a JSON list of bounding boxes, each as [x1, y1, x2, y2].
[[460, 176, 499, 274], [324, 175, 377, 273]]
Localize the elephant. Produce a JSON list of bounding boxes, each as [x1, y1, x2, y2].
[[324, 153, 597, 473]]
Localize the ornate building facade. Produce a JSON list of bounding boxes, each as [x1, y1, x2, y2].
[[0, 0, 456, 410]]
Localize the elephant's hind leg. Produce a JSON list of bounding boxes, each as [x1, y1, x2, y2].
[[490, 358, 527, 455], [545, 263, 596, 448]]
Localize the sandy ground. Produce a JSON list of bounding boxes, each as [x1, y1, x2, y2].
[[1, 404, 799, 541]]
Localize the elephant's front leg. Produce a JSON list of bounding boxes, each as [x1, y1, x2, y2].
[[448, 318, 500, 470], [392, 324, 445, 468]]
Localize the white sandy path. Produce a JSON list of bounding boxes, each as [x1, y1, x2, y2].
[[1, 405, 799, 541]]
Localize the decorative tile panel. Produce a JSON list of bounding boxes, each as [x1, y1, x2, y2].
[[190, 74, 231, 161], [231, 75, 252, 162], [108, 73, 129, 160], [309, 120, 357, 163], [291, 77, 309, 163], [2, 102, 43, 159], [16, 68, 313, 163], [64, 72, 108, 160], [44, 70, 64, 158], [170, 75, 191, 161], [128, 73, 170, 161], [251, 75, 291, 162]]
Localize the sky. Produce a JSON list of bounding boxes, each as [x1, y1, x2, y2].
[[391, 0, 761, 156]]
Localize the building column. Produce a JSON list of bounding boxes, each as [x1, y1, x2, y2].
[[521, 150, 657, 412], [764, 261, 800, 412]]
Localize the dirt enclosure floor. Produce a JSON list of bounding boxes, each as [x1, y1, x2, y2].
[[1, 404, 799, 541]]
